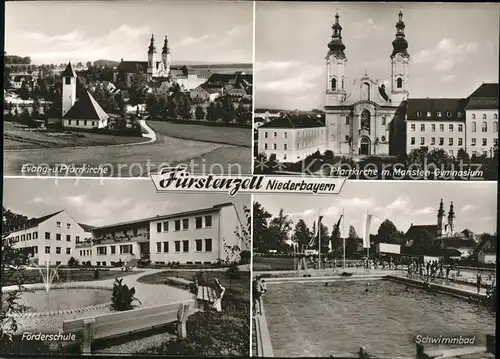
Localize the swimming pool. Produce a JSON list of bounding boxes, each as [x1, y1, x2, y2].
[[263, 280, 495, 357]]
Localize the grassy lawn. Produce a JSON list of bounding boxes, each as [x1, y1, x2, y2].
[[3, 122, 148, 150], [2, 268, 142, 286], [148, 120, 251, 148], [138, 270, 250, 356], [253, 256, 298, 271]]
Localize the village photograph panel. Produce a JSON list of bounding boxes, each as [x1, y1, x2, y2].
[[253, 2, 499, 180], [251, 181, 497, 358], [1, 178, 251, 356], [4, 1, 253, 178]]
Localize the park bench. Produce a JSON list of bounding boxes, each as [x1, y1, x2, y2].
[[196, 278, 225, 312], [62, 299, 195, 354]]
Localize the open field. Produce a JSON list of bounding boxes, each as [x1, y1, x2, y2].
[[4, 122, 251, 176], [3, 122, 147, 150], [148, 120, 251, 147]]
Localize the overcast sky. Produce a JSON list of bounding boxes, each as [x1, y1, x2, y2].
[[3, 179, 250, 229], [255, 2, 499, 110], [5, 1, 253, 64], [255, 181, 497, 237]]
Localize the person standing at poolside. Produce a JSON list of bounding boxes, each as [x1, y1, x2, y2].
[[476, 273, 482, 294]]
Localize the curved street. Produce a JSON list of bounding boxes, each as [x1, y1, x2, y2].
[[3, 121, 251, 177]]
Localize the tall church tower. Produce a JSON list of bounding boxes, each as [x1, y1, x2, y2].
[[61, 61, 76, 118], [447, 202, 455, 235], [147, 34, 157, 77], [162, 35, 171, 76], [325, 13, 347, 106], [390, 11, 410, 104], [436, 198, 445, 237]]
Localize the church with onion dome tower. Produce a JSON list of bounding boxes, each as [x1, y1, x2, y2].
[[324, 11, 409, 157]]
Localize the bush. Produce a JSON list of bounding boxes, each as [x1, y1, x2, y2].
[[67, 257, 79, 268], [111, 278, 141, 311], [94, 268, 100, 280], [226, 263, 241, 280], [239, 250, 250, 264]]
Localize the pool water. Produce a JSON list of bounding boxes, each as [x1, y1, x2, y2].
[[20, 288, 111, 312], [263, 280, 495, 357]]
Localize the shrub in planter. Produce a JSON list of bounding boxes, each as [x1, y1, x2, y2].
[[227, 263, 241, 279], [111, 278, 141, 311]]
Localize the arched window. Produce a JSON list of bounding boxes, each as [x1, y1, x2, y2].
[[381, 135, 386, 142], [482, 121, 487, 132], [331, 78, 337, 91], [472, 114, 476, 119], [493, 121, 498, 132], [482, 114, 487, 120], [396, 78, 403, 88], [494, 114, 498, 120], [471, 121, 476, 132], [345, 135, 350, 142]]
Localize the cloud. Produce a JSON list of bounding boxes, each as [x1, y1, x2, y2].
[[387, 196, 410, 211], [257, 61, 323, 95], [172, 35, 210, 48], [255, 60, 301, 72], [460, 204, 475, 213], [412, 207, 434, 216], [413, 38, 479, 73]]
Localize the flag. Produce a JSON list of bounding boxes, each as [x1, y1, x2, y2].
[[308, 214, 324, 247], [362, 213, 373, 249]]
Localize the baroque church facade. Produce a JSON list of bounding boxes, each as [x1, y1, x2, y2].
[[324, 12, 409, 156]]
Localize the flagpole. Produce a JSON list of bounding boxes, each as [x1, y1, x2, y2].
[[318, 208, 321, 271], [342, 208, 346, 270]]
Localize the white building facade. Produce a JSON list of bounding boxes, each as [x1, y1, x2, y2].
[[5, 210, 91, 266]]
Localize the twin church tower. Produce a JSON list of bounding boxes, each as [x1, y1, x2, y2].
[[147, 34, 171, 78], [324, 11, 410, 157]]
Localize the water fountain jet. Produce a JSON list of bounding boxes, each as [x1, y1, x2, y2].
[[36, 255, 62, 294]]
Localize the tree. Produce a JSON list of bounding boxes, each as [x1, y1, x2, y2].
[[329, 220, 343, 256], [376, 219, 403, 245], [128, 69, 148, 115], [86, 61, 92, 68], [206, 102, 217, 122], [456, 148, 469, 162], [252, 202, 272, 253], [195, 105, 205, 120], [3, 63, 11, 90], [267, 209, 293, 251], [292, 219, 311, 252], [19, 81, 30, 100], [348, 225, 358, 240], [407, 228, 435, 255]]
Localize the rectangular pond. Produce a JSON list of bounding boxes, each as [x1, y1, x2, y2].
[[263, 280, 495, 357]]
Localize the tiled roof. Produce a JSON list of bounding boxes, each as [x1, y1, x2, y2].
[[465, 83, 499, 110], [5, 210, 64, 234], [468, 83, 499, 98], [437, 238, 477, 248], [62, 62, 77, 77], [259, 113, 325, 129], [406, 98, 467, 121], [63, 91, 109, 121], [406, 224, 438, 237]]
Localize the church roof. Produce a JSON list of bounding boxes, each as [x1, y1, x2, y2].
[[62, 62, 77, 77], [465, 83, 499, 110], [406, 98, 467, 121], [436, 238, 477, 248], [406, 224, 438, 237], [63, 90, 109, 121], [259, 114, 325, 129]]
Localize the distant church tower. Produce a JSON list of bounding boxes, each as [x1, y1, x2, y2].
[[61, 62, 77, 118], [390, 11, 410, 104], [436, 198, 445, 237], [162, 35, 171, 76], [325, 13, 347, 106], [447, 202, 455, 234], [147, 34, 157, 77]]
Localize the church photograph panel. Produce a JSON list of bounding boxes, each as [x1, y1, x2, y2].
[[2, 178, 251, 356], [251, 181, 496, 358], [253, 2, 499, 180], [4, 1, 253, 177]]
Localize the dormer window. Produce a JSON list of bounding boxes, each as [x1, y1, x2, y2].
[[426, 112, 431, 117], [416, 111, 421, 118], [446, 111, 452, 118], [437, 112, 441, 117], [457, 112, 462, 118]]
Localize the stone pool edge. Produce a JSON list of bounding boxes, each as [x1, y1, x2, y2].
[[2, 282, 113, 318]]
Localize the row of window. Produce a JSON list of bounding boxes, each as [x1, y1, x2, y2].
[[263, 140, 322, 151], [67, 119, 97, 127], [44, 246, 72, 254], [409, 137, 498, 147], [416, 111, 463, 118], [471, 121, 498, 132], [411, 123, 464, 132], [89, 244, 134, 257], [56, 221, 72, 229], [471, 113, 498, 120], [155, 215, 212, 233], [155, 238, 213, 253], [345, 117, 387, 125], [263, 129, 324, 139], [9, 232, 81, 243]]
